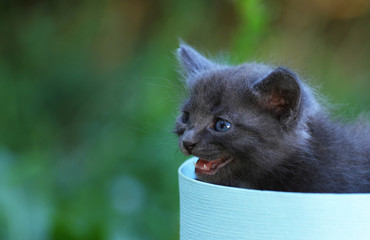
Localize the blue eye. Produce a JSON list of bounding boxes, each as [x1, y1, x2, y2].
[[214, 119, 231, 132]]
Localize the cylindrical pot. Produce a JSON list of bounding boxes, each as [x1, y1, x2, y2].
[[178, 157, 370, 240]]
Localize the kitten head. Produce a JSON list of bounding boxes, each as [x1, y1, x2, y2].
[[175, 44, 317, 187]]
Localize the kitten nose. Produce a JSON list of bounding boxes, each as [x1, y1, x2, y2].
[[183, 141, 197, 154]]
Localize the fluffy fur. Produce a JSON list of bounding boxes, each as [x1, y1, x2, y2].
[[175, 44, 370, 193]]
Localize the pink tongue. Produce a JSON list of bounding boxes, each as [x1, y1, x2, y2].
[[195, 158, 222, 174]]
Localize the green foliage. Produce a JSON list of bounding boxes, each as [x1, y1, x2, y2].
[[0, 0, 369, 239]]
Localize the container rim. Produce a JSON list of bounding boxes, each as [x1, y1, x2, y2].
[[178, 157, 370, 196]]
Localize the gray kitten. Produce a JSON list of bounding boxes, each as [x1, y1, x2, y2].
[[175, 44, 370, 193]]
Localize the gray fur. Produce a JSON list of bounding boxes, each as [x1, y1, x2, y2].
[[175, 44, 370, 193]]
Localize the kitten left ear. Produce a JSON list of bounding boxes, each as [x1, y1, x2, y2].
[[177, 43, 214, 79], [253, 67, 301, 123]]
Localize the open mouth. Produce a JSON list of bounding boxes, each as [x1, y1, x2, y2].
[[194, 157, 233, 175]]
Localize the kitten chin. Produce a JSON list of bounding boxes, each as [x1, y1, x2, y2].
[[175, 44, 370, 193]]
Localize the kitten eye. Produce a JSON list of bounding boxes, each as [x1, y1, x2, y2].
[[214, 118, 231, 132], [181, 112, 190, 124]]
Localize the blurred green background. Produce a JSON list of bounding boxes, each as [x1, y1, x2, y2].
[[0, 0, 369, 239]]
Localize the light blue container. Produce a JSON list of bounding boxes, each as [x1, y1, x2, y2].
[[178, 157, 370, 240]]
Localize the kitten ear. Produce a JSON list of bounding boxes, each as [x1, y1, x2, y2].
[[177, 43, 214, 78], [253, 67, 301, 123]]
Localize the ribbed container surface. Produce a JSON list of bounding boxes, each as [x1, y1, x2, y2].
[[178, 157, 370, 240]]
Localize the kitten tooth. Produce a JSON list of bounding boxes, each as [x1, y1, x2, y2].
[[203, 164, 207, 169]]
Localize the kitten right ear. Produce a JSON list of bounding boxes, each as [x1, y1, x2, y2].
[[177, 44, 214, 80], [252, 67, 302, 125]]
